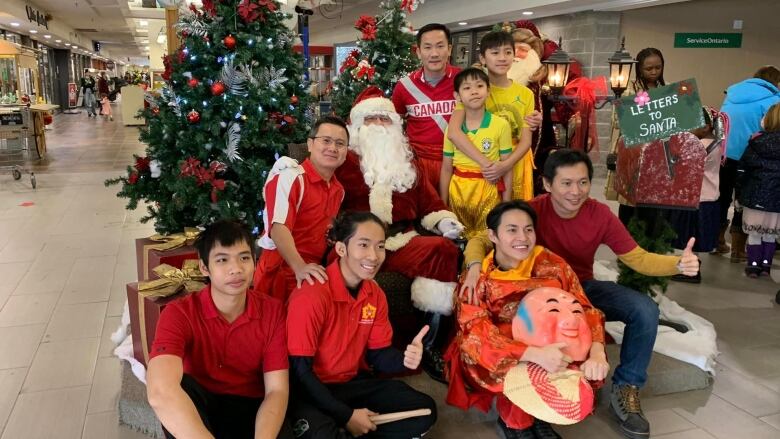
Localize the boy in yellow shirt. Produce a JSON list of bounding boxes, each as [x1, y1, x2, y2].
[[447, 31, 536, 200], [440, 68, 513, 239]]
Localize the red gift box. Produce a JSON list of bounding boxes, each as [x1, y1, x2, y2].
[[135, 237, 198, 281], [127, 282, 195, 366], [614, 132, 705, 209]]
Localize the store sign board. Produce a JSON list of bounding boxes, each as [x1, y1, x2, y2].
[[674, 33, 742, 48], [26, 5, 49, 29], [616, 78, 705, 147], [0, 113, 24, 126], [68, 83, 78, 107], [106, 61, 115, 70]]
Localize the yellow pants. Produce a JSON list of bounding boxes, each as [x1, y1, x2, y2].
[[512, 149, 534, 201], [449, 171, 501, 240]]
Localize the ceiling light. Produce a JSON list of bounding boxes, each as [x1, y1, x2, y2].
[[29, 30, 38, 34], [139, 20, 148, 27], [10, 22, 20, 27], [65, 43, 71, 46], [144, 46, 150, 50], [55, 39, 61, 43], [522, 11, 534, 16], [44, 35, 51, 39], [156, 33, 167, 44], [458, 22, 468, 26]]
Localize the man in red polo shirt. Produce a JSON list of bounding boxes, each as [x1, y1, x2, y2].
[[287, 212, 437, 439], [147, 220, 292, 439], [254, 116, 349, 301], [392, 23, 460, 189]]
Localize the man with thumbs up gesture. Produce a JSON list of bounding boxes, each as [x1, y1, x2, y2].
[[464, 150, 700, 439], [286, 212, 436, 439]]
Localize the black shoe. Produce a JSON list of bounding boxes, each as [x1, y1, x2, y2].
[[421, 347, 447, 384], [497, 418, 536, 439], [610, 383, 650, 439], [531, 418, 562, 439]]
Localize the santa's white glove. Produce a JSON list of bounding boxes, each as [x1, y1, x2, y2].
[[437, 218, 464, 240], [269, 156, 299, 175]]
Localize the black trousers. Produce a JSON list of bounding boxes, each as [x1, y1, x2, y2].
[[717, 158, 742, 229], [288, 378, 437, 439], [162, 374, 294, 439]]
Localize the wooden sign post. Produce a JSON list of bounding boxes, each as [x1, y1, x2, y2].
[[615, 78, 705, 147]]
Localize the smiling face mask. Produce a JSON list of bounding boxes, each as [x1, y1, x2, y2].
[[511, 287, 593, 361]]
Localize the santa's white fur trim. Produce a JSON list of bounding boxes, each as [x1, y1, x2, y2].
[[385, 230, 419, 252], [411, 277, 456, 315], [421, 210, 458, 232], [368, 184, 394, 224]]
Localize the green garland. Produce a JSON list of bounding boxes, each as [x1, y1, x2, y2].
[[617, 214, 677, 296]]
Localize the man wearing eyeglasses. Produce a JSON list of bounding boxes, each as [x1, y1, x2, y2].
[[336, 86, 465, 383], [254, 116, 350, 302]]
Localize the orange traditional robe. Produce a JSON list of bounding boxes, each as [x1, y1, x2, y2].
[[444, 246, 605, 429]]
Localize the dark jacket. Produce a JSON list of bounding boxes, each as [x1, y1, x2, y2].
[[738, 131, 780, 212]]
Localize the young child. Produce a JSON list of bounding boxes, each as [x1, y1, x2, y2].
[[100, 93, 113, 121], [440, 68, 513, 239], [286, 212, 437, 438], [739, 102, 780, 277], [447, 31, 536, 201]]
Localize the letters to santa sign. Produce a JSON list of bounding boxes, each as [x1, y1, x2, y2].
[[615, 78, 705, 147]]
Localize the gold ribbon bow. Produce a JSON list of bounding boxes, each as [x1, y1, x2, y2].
[[146, 227, 201, 252], [138, 259, 206, 298]]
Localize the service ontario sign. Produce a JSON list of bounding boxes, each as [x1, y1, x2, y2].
[[615, 78, 705, 147]]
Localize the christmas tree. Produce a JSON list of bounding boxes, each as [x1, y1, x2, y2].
[[329, 0, 421, 119], [617, 216, 676, 296], [106, 0, 311, 235]]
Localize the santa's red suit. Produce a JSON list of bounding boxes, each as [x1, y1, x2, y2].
[[337, 87, 462, 316]]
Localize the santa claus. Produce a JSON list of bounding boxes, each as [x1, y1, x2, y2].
[[337, 86, 465, 381]]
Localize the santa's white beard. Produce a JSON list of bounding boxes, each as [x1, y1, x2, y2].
[[355, 124, 417, 192], [508, 49, 543, 86]]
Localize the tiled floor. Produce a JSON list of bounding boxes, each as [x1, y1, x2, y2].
[[0, 103, 779, 438]]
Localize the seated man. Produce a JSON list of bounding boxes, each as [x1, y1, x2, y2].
[[464, 149, 699, 439], [287, 212, 437, 439], [447, 201, 607, 439], [254, 116, 349, 302], [147, 220, 291, 439]]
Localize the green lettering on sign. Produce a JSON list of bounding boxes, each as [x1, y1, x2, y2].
[[674, 33, 742, 48], [615, 78, 705, 147]]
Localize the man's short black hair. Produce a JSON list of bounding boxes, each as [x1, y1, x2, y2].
[[416, 23, 451, 46], [309, 115, 349, 144], [327, 211, 387, 245], [194, 220, 254, 267], [454, 68, 490, 92], [479, 31, 514, 56], [542, 148, 594, 182], [486, 200, 537, 233]]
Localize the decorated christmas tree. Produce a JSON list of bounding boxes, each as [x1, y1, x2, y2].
[[106, 0, 311, 235], [329, 0, 421, 119]]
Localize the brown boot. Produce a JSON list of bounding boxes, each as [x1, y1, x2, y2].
[[712, 222, 731, 254], [730, 230, 747, 263]]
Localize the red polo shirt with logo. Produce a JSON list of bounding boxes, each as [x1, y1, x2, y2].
[[254, 158, 345, 301], [392, 64, 460, 161], [150, 286, 288, 398], [287, 261, 394, 384]]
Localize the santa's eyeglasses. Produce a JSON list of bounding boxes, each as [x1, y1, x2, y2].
[[364, 114, 392, 124], [310, 136, 348, 149]]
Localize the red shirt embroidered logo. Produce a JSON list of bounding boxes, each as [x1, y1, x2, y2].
[[359, 303, 377, 324]]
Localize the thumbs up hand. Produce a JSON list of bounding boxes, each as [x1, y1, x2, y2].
[[404, 325, 429, 370], [678, 237, 700, 276]]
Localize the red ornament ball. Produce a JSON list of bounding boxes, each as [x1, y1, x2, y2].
[[211, 81, 226, 96], [187, 78, 199, 88], [291, 95, 299, 105], [224, 34, 236, 50], [187, 109, 200, 123], [152, 107, 160, 116]]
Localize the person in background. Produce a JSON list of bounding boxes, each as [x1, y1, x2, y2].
[[100, 93, 113, 121], [81, 69, 97, 118], [738, 102, 780, 277], [719, 66, 780, 262]]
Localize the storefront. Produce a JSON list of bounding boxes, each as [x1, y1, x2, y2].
[[0, 38, 40, 103]]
